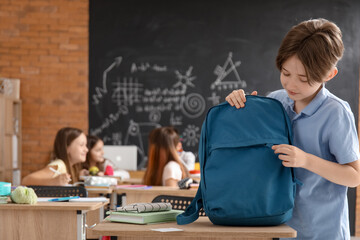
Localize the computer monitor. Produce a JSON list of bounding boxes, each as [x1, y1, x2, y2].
[[103, 145, 138, 171]]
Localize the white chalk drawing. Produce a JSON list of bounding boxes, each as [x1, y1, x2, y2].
[[131, 62, 167, 73], [90, 105, 128, 136], [173, 66, 196, 89], [112, 77, 143, 106], [181, 93, 206, 118], [211, 52, 247, 90], [182, 124, 200, 147], [149, 110, 161, 123], [124, 120, 161, 156], [102, 133, 122, 145], [92, 56, 122, 105], [111, 132, 123, 145], [170, 112, 182, 126], [91, 52, 247, 159], [207, 92, 221, 106]]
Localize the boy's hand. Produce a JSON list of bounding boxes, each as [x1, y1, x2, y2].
[[272, 144, 308, 168], [225, 89, 257, 108]]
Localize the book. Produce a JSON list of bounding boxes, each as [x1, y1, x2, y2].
[[106, 209, 184, 224], [116, 202, 172, 213]]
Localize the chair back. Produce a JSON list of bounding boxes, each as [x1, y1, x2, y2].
[[28, 185, 88, 197], [152, 195, 205, 216]]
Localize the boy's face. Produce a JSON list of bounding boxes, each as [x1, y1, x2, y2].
[[280, 55, 323, 105]]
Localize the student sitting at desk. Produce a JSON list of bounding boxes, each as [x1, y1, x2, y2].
[[80, 135, 114, 176], [143, 126, 190, 187], [22, 127, 88, 186], [176, 134, 196, 171]]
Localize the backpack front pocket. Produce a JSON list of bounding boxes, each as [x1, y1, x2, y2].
[[204, 143, 294, 225]]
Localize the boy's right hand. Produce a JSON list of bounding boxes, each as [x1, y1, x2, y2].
[[225, 89, 257, 108]]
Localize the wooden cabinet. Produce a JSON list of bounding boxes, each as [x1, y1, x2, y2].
[[0, 95, 21, 185]]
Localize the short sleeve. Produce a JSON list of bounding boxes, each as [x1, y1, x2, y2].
[[48, 159, 67, 177], [179, 151, 195, 170], [162, 161, 182, 185], [328, 105, 360, 164]]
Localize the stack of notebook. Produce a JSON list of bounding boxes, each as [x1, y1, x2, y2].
[[106, 202, 183, 224]]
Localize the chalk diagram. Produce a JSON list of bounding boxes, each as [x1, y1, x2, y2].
[[90, 57, 207, 158], [92, 56, 123, 105], [90, 52, 247, 162], [211, 52, 247, 90]]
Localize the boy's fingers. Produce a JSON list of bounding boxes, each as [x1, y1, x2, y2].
[[251, 91, 258, 95], [229, 94, 242, 108], [237, 89, 247, 103], [232, 90, 245, 108], [225, 96, 235, 106]]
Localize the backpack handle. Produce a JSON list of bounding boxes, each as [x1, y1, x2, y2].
[[176, 186, 203, 225]]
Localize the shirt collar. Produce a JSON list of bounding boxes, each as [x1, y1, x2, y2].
[[286, 84, 328, 117]]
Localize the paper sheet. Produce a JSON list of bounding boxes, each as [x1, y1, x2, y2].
[[151, 228, 184, 232]]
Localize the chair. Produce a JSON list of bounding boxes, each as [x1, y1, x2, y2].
[[27, 185, 88, 197], [152, 195, 206, 216]]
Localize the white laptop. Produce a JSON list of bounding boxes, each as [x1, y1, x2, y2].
[[103, 145, 138, 171]]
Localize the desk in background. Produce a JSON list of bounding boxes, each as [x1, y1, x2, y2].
[[0, 200, 108, 240], [85, 186, 115, 239], [116, 186, 197, 206], [92, 217, 297, 240]]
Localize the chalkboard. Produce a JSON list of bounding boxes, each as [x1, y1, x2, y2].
[[89, 1, 360, 233], [89, 0, 360, 162]]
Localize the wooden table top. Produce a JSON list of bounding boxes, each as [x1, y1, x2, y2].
[[0, 199, 108, 211], [92, 217, 296, 239], [115, 186, 197, 195]]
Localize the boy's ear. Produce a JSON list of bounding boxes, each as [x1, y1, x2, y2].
[[325, 67, 338, 82]]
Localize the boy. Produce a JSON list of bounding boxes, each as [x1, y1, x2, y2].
[[226, 18, 360, 239]]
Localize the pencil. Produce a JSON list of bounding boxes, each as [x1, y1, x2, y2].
[[49, 167, 61, 175]]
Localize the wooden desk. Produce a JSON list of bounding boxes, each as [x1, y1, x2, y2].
[[86, 187, 114, 197], [0, 200, 108, 240], [116, 186, 197, 205], [85, 187, 115, 239], [120, 177, 143, 185], [92, 217, 297, 240]]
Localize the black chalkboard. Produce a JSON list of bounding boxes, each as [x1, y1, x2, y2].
[[89, 0, 360, 234], [89, 0, 359, 154]]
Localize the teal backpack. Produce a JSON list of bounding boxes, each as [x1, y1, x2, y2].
[[177, 96, 296, 226]]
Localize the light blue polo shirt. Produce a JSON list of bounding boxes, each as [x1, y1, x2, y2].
[[267, 85, 360, 240]]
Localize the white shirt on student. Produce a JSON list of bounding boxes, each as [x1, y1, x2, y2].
[[162, 160, 182, 186]]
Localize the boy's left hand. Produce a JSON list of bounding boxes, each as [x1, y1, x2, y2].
[[272, 144, 308, 168]]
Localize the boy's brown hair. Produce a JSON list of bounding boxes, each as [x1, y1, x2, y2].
[[276, 18, 344, 85]]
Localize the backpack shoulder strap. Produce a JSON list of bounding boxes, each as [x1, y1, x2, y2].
[[177, 115, 208, 225], [176, 185, 203, 225]]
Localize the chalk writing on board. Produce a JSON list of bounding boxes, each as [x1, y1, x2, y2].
[[131, 62, 167, 73], [211, 52, 246, 90], [92, 57, 123, 105], [90, 52, 246, 151], [124, 120, 161, 156]]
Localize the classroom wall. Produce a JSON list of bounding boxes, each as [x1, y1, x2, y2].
[[0, 0, 89, 176], [1, 0, 360, 236]]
